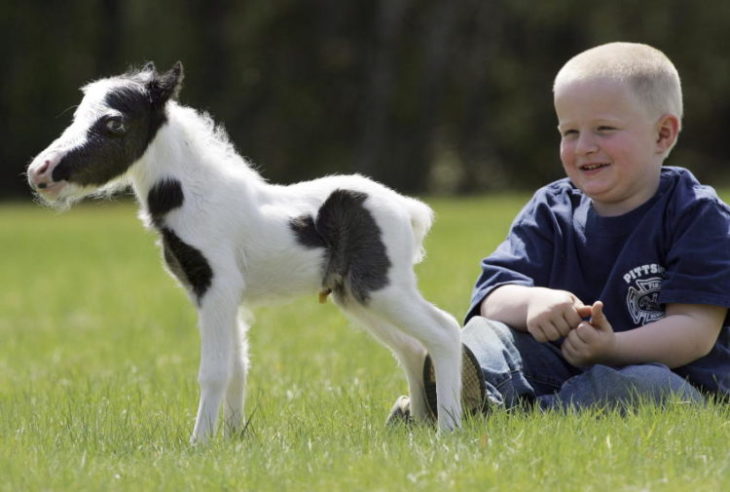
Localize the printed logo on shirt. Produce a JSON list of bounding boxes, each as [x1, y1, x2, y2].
[[623, 264, 666, 325]]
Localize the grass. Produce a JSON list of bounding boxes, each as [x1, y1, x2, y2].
[[1, 195, 729, 491]]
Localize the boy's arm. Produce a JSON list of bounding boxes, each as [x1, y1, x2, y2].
[[561, 302, 726, 368], [480, 284, 586, 342]]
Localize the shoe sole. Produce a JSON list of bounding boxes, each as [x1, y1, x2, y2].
[[423, 344, 487, 419]]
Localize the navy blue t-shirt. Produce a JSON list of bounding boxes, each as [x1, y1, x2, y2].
[[468, 167, 730, 396]]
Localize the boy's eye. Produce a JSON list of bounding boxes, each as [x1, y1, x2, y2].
[[561, 129, 578, 138], [597, 126, 616, 132]]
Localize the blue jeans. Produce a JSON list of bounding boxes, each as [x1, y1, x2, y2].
[[464, 316, 704, 410]]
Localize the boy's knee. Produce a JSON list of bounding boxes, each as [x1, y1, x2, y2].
[[617, 363, 704, 403], [579, 363, 704, 406], [463, 316, 515, 345]]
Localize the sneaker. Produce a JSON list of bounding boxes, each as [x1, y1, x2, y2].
[[385, 344, 487, 425], [423, 343, 488, 419], [385, 395, 413, 426]]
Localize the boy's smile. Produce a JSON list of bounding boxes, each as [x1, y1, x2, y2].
[[554, 77, 675, 217]]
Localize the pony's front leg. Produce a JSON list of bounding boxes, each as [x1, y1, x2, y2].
[[223, 309, 250, 438], [190, 288, 242, 445]]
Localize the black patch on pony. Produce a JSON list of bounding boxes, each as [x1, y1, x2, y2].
[[160, 227, 213, 305], [51, 86, 163, 186], [147, 179, 184, 227], [144, 178, 211, 303], [290, 189, 391, 304], [51, 63, 183, 187], [289, 215, 326, 249]]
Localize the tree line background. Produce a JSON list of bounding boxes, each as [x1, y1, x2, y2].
[[4, 0, 730, 199]]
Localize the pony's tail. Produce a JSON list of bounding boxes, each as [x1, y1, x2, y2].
[[403, 196, 434, 264]]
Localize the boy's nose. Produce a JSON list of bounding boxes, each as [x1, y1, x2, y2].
[[575, 134, 598, 155]]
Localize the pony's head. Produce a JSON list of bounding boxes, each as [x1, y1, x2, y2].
[[27, 62, 183, 208]]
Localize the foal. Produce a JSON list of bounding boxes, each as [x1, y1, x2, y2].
[[27, 62, 462, 442]]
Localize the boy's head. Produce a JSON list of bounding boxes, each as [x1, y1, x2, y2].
[[554, 42, 683, 124], [553, 42, 683, 216]]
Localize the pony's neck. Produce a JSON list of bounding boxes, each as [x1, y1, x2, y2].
[[129, 102, 266, 199]]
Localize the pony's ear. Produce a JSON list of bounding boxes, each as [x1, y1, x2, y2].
[[142, 61, 157, 74], [148, 61, 184, 106]]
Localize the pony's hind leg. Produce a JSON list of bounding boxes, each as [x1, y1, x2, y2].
[[338, 302, 430, 422], [368, 288, 463, 432]]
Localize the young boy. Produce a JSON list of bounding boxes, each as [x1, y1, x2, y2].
[[389, 42, 730, 422]]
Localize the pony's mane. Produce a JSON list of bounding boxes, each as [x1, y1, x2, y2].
[[111, 65, 247, 172], [167, 102, 264, 180], [72, 69, 264, 201]]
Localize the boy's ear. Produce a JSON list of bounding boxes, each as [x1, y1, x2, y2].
[[655, 114, 681, 155], [147, 61, 184, 107]]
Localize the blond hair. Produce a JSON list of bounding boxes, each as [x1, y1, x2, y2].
[[554, 42, 683, 122]]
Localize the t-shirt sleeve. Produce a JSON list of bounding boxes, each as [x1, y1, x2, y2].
[[659, 189, 730, 309], [465, 189, 558, 322]]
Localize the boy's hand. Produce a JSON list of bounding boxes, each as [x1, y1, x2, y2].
[[561, 301, 616, 367], [526, 288, 585, 342]]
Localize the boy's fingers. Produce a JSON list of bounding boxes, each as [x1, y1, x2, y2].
[[592, 300, 604, 314], [590, 301, 608, 328], [560, 340, 574, 361], [576, 305, 593, 319], [553, 316, 572, 336], [573, 322, 593, 344], [541, 321, 561, 341], [564, 308, 584, 329], [562, 333, 585, 364], [530, 322, 560, 342]]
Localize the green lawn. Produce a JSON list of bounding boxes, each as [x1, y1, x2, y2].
[[1, 196, 728, 491]]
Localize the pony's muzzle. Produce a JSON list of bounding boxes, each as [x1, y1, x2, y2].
[[28, 151, 66, 197]]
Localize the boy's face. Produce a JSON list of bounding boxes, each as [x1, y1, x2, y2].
[[554, 77, 668, 216]]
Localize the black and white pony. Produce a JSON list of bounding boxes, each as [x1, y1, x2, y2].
[[27, 62, 462, 443]]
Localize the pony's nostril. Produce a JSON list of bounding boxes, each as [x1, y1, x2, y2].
[[37, 183, 48, 189], [37, 160, 50, 176]]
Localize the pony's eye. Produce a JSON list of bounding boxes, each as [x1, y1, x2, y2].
[[105, 117, 126, 135]]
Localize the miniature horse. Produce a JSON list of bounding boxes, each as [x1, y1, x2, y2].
[[27, 62, 462, 443]]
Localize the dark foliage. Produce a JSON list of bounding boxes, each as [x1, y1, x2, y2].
[[3, 0, 730, 198]]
